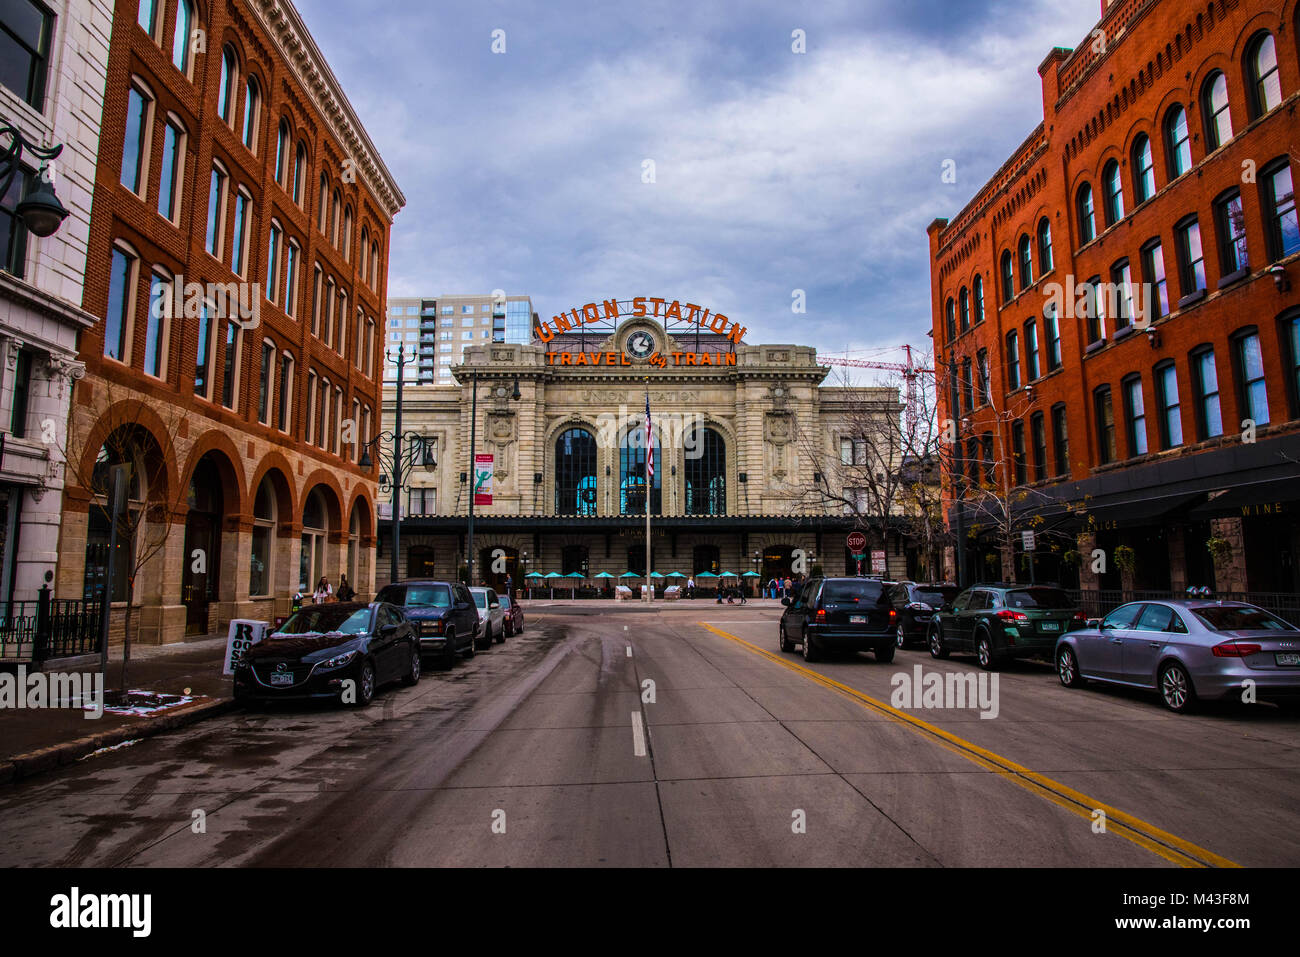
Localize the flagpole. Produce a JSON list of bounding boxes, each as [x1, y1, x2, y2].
[[645, 379, 652, 603]]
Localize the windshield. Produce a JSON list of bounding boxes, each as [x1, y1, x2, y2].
[[472, 591, 487, 608], [1006, 588, 1075, 610], [822, 580, 884, 603], [914, 587, 958, 606], [1192, 606, 1297, 632], [499, 595, 511, 609], [277, 606, 371, 636], [376, 584, 451, 608]]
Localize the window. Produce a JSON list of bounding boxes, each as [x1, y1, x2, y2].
[[371, 242, 380, 285], [1018, 234, 1033, 289], [120, 82, 153, 195], [1261, 161, 1299, 261], [144, 271, 170, 378], [241, 77, 260, 151], [277, 352, 293, 432], [293, 143, 306, 205], [332, 386, 343, 454], [840, 437, 867, 466], [1011, 421, 1026, 485], [336, 291, 347, 355], [156, 117, 184, 222], [1037, 218, 1053, 274], [1, 166, 34, 277], [257, 340, 274, 424], [359, 227, 369, 283], [204, 164, 227, 257], [1051, 403, 1069, 476], [1246, 32, 1281, 119], [2, 0, 53, 110], [9, 348, 32, 437], [1110, 260, 1134, 330], [137, 0, 157, 35], [1132, 134, 1155, 204], [310, 265, 322, 337], [1095, 386, 1116, 465], [1165, 105, 1192, 178], [979, 432, 993, 487], [684, 427, 727, 515], [342, 207, 353, 261], [1284, 313, 1300, 419], [1084, 275, 1104, 344], [104, 244, 137, 362], [331, 189, 341, 247], [1077, 183, 1096, 243], [1141, 239, 1169, 320], [973, 275, 985, 324], [275, 120, 289, 186], [231, 188, 250, 276], [1214, 190, 1248, 276], [1024, 319, 1039, 381], [945, 298, 955, 343], [194, 302, 215, 398], [965, 438, 979, 491], [266, 222, 281, 303], [1190, 347, 1223, 439], [324, 278, 335, 347], [1155, 361, 1182, 449], [284, 240, 299, 316], [1202, 72, 1232, 151], [305, 373, 316, 444], [1102, 160, 1124, 226], [317, 173, 328, 233], [1000, 250, 1014, 302], [1044, 303, 1061, 371], [217, 45, 236, 123], [960, 357, 973, 414], [221, 320, 241, 410], [1030, 412, 1047, 482], [1175, 217, 1205, 297], [620, 426, 661, 515], [1122, 375, 1147, 456], [1233, 330, 1270, 426], [171, 0, 194, 75], [976, 349, 990, 405], [250, 476, 275, 597], [1005, 330, 1020, 390], [959, 288, 970, 333]]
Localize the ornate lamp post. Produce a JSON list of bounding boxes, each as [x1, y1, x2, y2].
[[1, 124, 71, 237]]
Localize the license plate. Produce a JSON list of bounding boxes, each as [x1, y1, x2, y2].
[[1039, 621, 1060, 632], [270, 672, 295, 687], [1276, 653, 1300, 666], [850, 615, 866, 624]]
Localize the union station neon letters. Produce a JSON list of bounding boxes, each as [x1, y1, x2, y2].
[[533, 296, 748, 345]]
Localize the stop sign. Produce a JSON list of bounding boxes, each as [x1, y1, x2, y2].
[[846, 531, 867, 552]]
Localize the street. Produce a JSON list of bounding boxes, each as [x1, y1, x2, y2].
[[0, 603, 1296, 868]]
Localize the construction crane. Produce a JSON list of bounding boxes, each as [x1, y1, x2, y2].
[[818, 345, 934, 436]]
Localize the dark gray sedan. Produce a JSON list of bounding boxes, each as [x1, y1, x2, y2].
[[1054, 599, 1300, 713]]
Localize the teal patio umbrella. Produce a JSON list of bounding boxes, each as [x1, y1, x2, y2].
[[544, 571, 562, 599], [566, 570, 584, 598]]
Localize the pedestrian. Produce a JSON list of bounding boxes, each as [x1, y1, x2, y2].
[[687, 576, 695, 599], [313, 576, 333, 604], [767, 577, 776, 599], [740, 583, 748, 605], [336, 574, 355, 602], [783, 576, 792, 598], [505, 573, 513, 599]]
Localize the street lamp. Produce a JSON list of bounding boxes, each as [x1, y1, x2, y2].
[[363, 344, 437, 584], [465, 370, 521, 586], [945, 351, 967, 588], [1, 124, 70, 237], [520, 551, 529, 599], [752, 549, 761, 598]]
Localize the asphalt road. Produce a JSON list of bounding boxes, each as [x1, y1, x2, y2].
[[1, 604, 1297, 867]]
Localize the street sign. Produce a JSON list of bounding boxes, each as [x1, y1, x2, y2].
[[871, 550, 886, 575], [846, 530, 867, 552], [1022, 530, 1036, 551], [223, 619, 268, 676]]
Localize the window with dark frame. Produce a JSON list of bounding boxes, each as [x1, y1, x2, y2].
[[1011, 420, 1027, 486], [1202, 71, 1233, 151], [1214, 189, 1248, 276], [1030, 412, 1046, 482], [1233, 329, 1270, 426], [1141, 239, 1169, 320], [1094, 385, 1116, 465], [1246, 32, 1281, 119], [1051, 403, 1069, 476], [1261, 160, 1299, 262], [1000, 250, 1014, 302], [1103, 160, 1124, 226], [1077, 183, 1096, 243], [1037, 218, 1053, 274], [0, 0, 53, 110], [1006, 329, 1020, 390], [1024, 319, 1039, 381], [1155, 361, 1182, 449], [0, 165, 34, 278], [1122, 375, 1147, 456], [1165, 105, 1192, 178], [1175, 216, 1206, 297], [1044, 303, 1061, 371], [555, 427, 597, 516], [1018, 234, 1033, 289], [1190, 346, 1224, 440], [981, 432, 994, 487], [1132, 135, 1155, 204], [9, 347, 32, 437]]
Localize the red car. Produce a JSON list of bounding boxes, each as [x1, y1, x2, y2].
[[500, 593, 525, 637]]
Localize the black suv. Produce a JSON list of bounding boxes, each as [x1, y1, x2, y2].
[[373, 580, 481, 667], [928, 584, 1084, 669], [889, 582, 961, 648], [779, 577, 898, 663]]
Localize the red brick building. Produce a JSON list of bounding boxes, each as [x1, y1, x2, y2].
[[927, 0, 1300, 598], [60, 0, 404, 643]]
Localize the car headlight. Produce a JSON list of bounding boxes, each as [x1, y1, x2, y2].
[[423, 620, 442, 635], [319, 650, 357, 670]]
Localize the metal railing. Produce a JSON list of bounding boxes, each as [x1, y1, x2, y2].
[[0, 589, 102, 661], [1066, 589, 1300, 627]]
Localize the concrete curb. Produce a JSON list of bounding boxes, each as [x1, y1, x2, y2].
[[0, 697, 238, 787]]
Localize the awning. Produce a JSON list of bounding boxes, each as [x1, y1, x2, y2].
[[1187, 477, 1300, 520], [1077, 489, 1206, 527]]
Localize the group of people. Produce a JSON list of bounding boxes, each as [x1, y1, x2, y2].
[[293, 574, 357, 610], [766, 576, 798, 599]]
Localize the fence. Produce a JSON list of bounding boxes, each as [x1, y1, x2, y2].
[[1066, 590, 1300, 627], [0, 589, 102, 662]]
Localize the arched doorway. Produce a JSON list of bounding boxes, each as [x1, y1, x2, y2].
[[300, 487, 331, 594], [478, 545, 518, 595], [762, 545, 797, 582], [182, 454, 224, 634]]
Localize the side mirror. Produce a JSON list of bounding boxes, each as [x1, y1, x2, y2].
[[1087, 618, 1101, 629], [781, 597, 791, 606], [380, 623, 399, 636], [489, 602, 500, 609], [455, 601, 470, 611], [1100, 620, 1115, 630]]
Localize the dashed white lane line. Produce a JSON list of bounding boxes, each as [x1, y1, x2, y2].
[[626, 646, 632, 657], [631, 711, 647, 757]]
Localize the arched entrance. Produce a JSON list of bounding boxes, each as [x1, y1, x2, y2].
[[300, 487, 331, 594], [762, 545, 797, 582], [182, 454, 224, 634], [478, 545, 518, 595]]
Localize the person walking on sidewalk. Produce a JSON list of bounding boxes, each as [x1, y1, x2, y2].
[[313, 576, 333, 604], [336, 574, 355, 602]]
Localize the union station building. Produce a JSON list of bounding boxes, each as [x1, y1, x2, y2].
[[378, 300, 908, 594]]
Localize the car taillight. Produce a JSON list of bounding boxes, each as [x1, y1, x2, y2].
[[889, 608, 897, 620], [996, 609, 1029, 622], [816, 608, 826, 621], [1212, 641, 1262, 657], [1072, 611, 1085, 621]]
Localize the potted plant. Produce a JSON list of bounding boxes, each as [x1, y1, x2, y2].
[[1206, 536, 1232, 567], [1113, 545, 1136, 574]]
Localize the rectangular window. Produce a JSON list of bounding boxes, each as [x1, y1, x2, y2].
[[1176, 218, 1206, 296], [305, 374, 316, 444], [120, 85, 151, 194], [221, 321, 240, 410], [1095, 386, 1116, 465], [1216, 191, 1249, 275], [1085, 276, 1105, 344], [1044, 306, 1061, 371], [961, 358, 973, 414], [277, 353, 292, 432], [1111, 261, 1134, 330], [310, 265, 322, 337], [1264, 163, 1299, 261], [205, 166, 226, 257], [157, 120, 182, 221], [231, 190, 250, 276], [1011, 421, 1026, 486], [1030, 412, 1047, 482], [1024, 321, 1040, 380], [1156, 363, 1183, 449], [9, 347, 32, 437], [194, 304, 211, 397], [1290, 317, 1300, 419], [977, 349, 990, 405], [981, 433, 995, 487], [1, 166, 33, 278], [1123, 377, 1147, 456], [1005, 330, 1020, 390], [283, 242, 299, 316], [266, 224, 281, 303], [1192, 349, 1223, 439], [1052, 404, 1069, 477], [144, 273, 168, 378], [1141, 240, 1169, 320], [1235, 332, 1270, 426], [257, 340, 273, 424], [1, 0, 53, 109], [104, 246, 135, 362]]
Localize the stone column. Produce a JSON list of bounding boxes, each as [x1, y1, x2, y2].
[[1167, 525, 1188, 593], [1210, 517, 1248, 594], [1076, 532, 1100, 591]]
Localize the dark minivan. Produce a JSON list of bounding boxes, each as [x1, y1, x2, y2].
[[889, 582, 961, 648], [373, 580, 480, 667], [779, 577, 898, 663]]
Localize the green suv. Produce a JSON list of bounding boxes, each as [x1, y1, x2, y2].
[[928, 584, 1085, 670]]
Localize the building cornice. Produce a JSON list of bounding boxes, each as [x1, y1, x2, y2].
[[0, 270, 97, 334]]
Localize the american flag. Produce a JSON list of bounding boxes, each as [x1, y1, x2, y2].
[[644, 391, 654, 479]]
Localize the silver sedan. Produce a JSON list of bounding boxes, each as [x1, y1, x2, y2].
[[1054, 599, 1300, 713]]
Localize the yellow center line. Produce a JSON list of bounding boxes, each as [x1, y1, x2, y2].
[[698, 621, 1240, 869]]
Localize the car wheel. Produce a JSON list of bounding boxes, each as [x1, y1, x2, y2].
[[1159, 661, 1196, 714], [456, 628, 474, 659], [928, 624, 949, 659], [348, 659, 376, 708], [475, 625, 492, 651], [895, 624, 907, 648], [505, 619, 514, 638], [801, 627, 821, 663], [495, 621, 505, 644], [1057, 646, 1085, 688], [402, 644, 421, 686], [876, 644, 896, 664], [779, 622, 794, 653], [976, 632, 999, 671]]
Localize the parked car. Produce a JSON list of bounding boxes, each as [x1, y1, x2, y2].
[[889, 581, 961, 648], [233, 602, 419, 707], [779, 576, 898, 663], [469, 586, 506, 649], [499, 593, 525, 636], [373, 579, 480, 667], [928, 584, 1084, 670], [1055, 599, 1300, 713]]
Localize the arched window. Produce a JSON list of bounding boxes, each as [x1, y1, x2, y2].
[[1165, 105, 1191, 178], [171, 0, 194, 75], [331, 189, 341, 246], [1102, 159, 1124, 225], [1077, 183, 1096, 243], [1202, 71, 1232, 150], [945, 298, 956, 342], [359, 227, 369, 283], [958, 287, 970, 333], [1037, 218, 1053, 274], [250, 474, 276, 597], [300, 487, 329, 593], [241, 76, 260, 151], [217, 45, 237, 124], [972, 275, 985, 324], [1000, 250, 1014, 301], [318, 173, 329, 232], [370, 241, 379, 286], [1018, 234, 1033, 289], [554, 427, 597, 515], [343, 206, 353, 261], [293, 142, 306, 204], [620, 427, 660, 515], [145, 268, 172, 379], [275, 119, 290, 186], [684, 427, 726, 515], [1245, 32, 1281, 119], [1132, 134, 1155, 203]]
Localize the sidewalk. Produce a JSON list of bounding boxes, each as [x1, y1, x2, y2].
[[0, 634, 235, 785]]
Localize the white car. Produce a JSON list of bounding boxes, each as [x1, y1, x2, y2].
[[469, 587, 506, 649]]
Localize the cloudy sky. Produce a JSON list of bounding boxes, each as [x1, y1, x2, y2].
[[297, 0, 1103, 374]]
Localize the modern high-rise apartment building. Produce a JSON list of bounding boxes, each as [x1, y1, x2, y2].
[[384, 294, 536, 385]]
